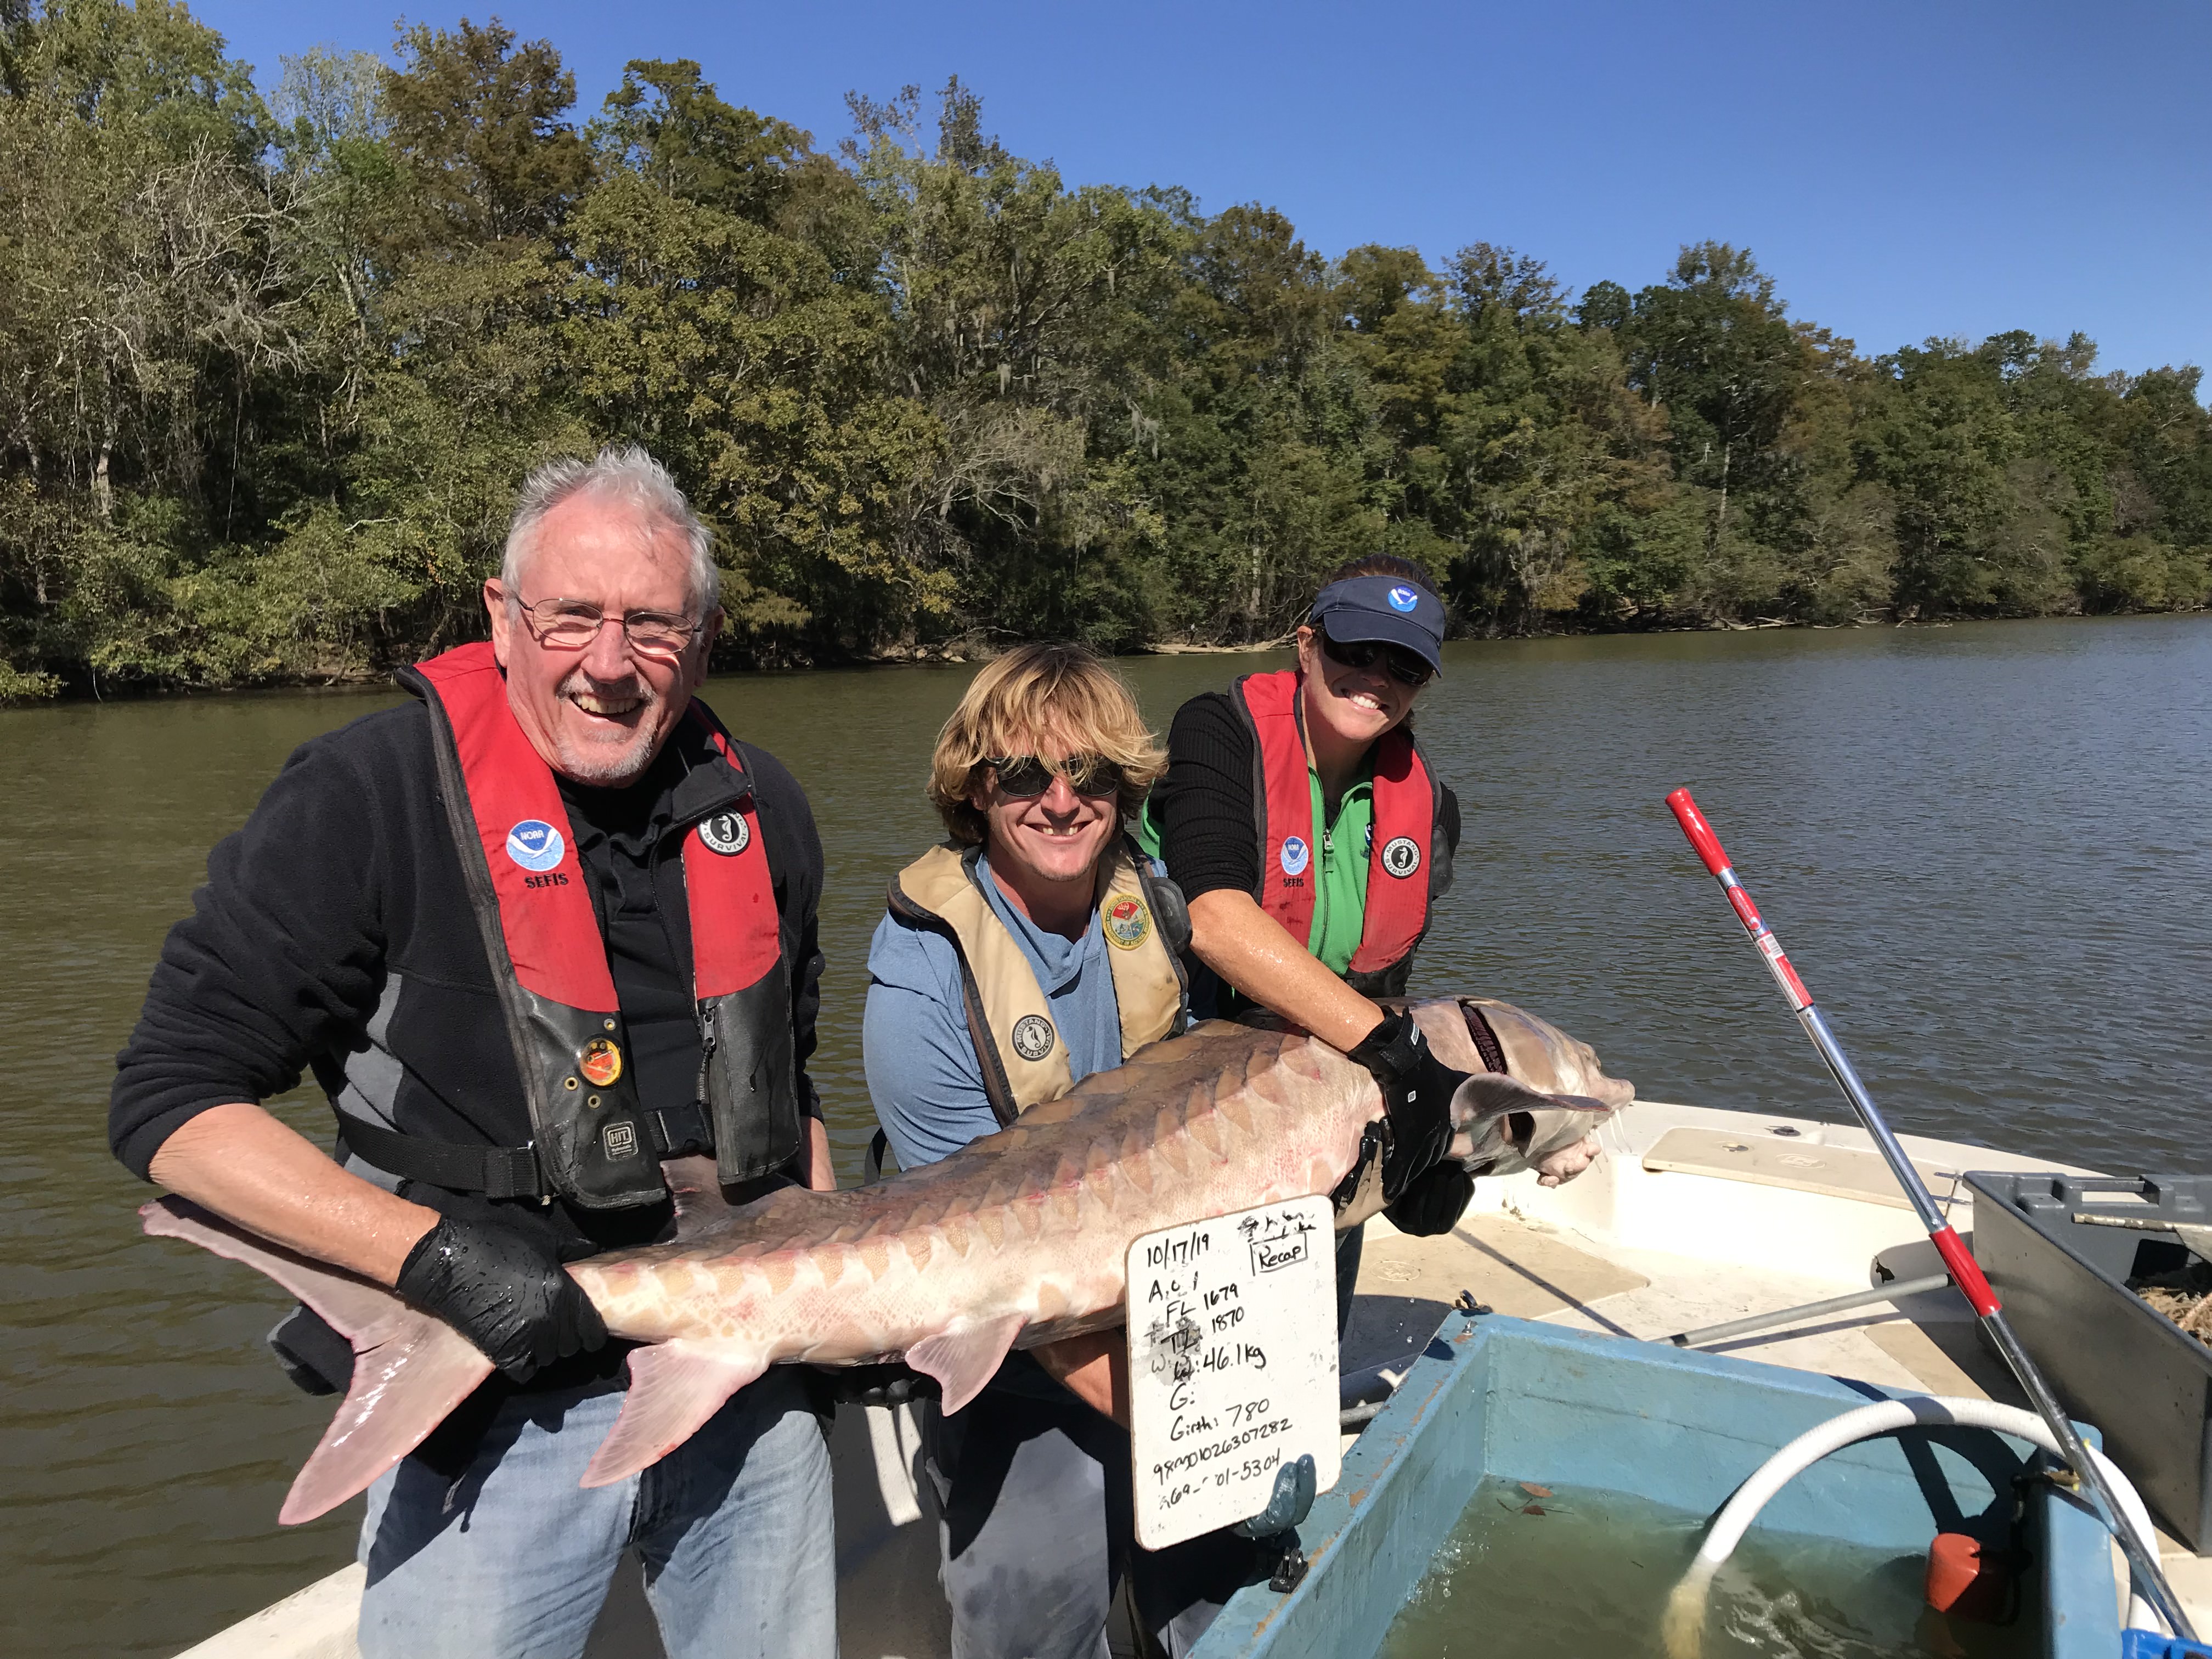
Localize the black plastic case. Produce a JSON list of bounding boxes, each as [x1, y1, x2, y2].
[[1967, 1170, 2212, 1553]]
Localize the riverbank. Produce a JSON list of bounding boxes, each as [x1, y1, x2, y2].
[[8, 603, 2207, 704]]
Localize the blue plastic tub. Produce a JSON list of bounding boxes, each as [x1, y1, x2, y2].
[[1191, 1313, 2121, 1659]]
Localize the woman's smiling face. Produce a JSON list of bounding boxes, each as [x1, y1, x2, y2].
[[1295, 625, 1421, 749]]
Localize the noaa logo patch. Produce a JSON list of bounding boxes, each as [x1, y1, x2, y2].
[[698, 810, 751, 856], [1104, 895, 1152, 951], [1381, 835, 1422, 878], [1386, 585, 1419, 613], [505, 819, 565, 873], [1010, 1014, 1056, 1062], [1279, 836, 1311, 878]]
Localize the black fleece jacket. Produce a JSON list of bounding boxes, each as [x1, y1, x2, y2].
[[110, 695, 825, 1263]]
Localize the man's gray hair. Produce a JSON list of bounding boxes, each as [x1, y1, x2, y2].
[[501, 447, 722, 617]]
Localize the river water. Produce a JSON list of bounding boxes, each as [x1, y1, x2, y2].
[[3, 615, 2209, 1656]]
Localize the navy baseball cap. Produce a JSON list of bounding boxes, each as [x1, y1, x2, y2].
[[1309, 575, 1446, 674]]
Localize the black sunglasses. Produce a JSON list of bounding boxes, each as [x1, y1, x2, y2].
[[987, 754, 1124, 799], [1317, 630, 1435, 688]]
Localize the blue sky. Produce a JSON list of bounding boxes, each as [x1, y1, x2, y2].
[[193, 0, 2207, 379]]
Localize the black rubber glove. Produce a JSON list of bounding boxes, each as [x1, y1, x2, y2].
[[395, 1215, 608, 1383], [1348, 1009, 1466, 1202], [1384, 1163, 1475, 1237]]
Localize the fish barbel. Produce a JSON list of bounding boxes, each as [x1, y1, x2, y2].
[[142, 997, 1631, 1523]]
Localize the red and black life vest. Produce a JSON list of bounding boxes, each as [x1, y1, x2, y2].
[[382, 641, 799, 1209], [1233, 668, 1444, 997]]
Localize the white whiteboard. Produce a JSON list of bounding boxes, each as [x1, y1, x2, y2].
[[1125, 1195, 1342, 1550]]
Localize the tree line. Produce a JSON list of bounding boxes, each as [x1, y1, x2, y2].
[[3, 0, 2208, 699]]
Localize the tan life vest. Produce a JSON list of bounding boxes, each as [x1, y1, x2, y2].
[[885, 837, 1190, 1124]]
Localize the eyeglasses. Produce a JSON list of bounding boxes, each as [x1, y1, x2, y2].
[[986, 754, 1124, 800], [1317, 630, 1434, 689], [511, 593, 703, 659]]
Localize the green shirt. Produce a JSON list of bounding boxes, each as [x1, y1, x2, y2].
[[1305, 766, 1373, 977]]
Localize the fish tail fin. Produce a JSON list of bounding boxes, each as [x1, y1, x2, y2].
[[141, 1197, 494, 1525], [580, 1340, 766, 1488]]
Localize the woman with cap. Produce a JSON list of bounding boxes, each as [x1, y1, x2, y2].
[[1142, 556, 1600, 1261]]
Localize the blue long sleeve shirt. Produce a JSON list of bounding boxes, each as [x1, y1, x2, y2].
[[864, 850, 1124, 1171]]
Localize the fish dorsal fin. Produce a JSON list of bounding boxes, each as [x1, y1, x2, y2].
[[905, 1313, 1026, 1415], [140, 1198, 495, 1525], [661, 1154, 733, 1243], [664, 1162, 843, 1248], [582, 1340, 768, 1489]]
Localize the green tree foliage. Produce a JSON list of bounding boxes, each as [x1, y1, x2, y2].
[[3, 1, 2208, 697]]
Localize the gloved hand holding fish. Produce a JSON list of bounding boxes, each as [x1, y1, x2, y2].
[[141, 994, 1630, 1527]]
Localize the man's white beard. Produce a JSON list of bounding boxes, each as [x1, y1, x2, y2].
[[553, 670, 663, 786]]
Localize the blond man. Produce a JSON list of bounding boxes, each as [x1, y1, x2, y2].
[[862, 642, 1260, 1658]]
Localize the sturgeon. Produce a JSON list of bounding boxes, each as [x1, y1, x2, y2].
[[142, 997, 1631, 1523]]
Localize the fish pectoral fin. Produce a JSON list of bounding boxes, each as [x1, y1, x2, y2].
[[140, 1198, 495, 1526], [904, 1313, 1026, 1416], [1449, 1070, 1559, 1125], [581, 1340, 768, 1489]]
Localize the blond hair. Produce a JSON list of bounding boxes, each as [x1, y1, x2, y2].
[[927, 644, 1164, 846]]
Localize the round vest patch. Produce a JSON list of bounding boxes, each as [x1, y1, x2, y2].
[[1104, 895, 1152, 951], [1009, 1013, 1057, 1062], [1381, 835, 1422, 878], [698, 810, 751, 856], [505, 819, 566, 872], [579, 1036, 623, 1087], [1279, 836, 1311, 878]]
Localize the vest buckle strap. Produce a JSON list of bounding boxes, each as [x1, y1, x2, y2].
[[334, 1109, 549, 1201]]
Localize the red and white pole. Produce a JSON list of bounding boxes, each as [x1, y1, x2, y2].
[[1665, 787, 2192, 1639]]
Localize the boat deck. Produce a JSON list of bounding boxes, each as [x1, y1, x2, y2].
[[181, 1099, 2209, 1657]]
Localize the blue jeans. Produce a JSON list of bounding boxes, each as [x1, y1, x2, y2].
[[357, 1367, 836, 1659]]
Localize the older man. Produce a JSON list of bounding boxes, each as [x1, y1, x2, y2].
[[110, 448, 837, 1658]]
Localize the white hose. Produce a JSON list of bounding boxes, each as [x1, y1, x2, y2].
[[1662, 1393, 2165, 1658]]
